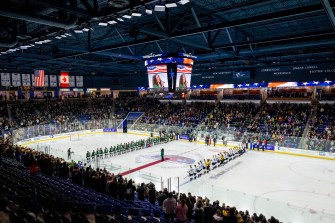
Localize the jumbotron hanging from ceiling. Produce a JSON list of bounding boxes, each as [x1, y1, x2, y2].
[[142, 52, 197, 92]]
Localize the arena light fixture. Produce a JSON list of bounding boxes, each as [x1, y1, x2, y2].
[[107, 20, 117, 24], [116, 18, 124, 22], [82, 24, 92, 32], [145, 9, 153, 14], [165, 3, 177, 8], [131, 12, 142, 17], [178, 0, 190, 5], [122, 14, 132, 19], [154, 5, 166, 12], [98, 21, 108, 26], [55, 36, 62, 39], [74, 29, 84, 33]]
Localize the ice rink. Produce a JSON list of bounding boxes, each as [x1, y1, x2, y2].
[[26, 132, 335, 223]]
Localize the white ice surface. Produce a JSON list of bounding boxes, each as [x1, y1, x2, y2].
[[34, 133, 335, 223]]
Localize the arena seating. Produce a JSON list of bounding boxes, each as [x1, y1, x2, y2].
[[319, 93, 335, 101], [0, 155, 165, 223], [189, 95, 217, 100], [1, 97, 335, 222], [0, 141, 281, 223], [307, 104, 335, 151], [267, 91, 312, 99], [222, 94, 261, 100]]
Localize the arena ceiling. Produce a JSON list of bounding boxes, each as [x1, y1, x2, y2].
[[0, 0, 335, 77]]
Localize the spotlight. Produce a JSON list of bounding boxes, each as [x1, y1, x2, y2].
[[116, 18, 124, 22], [55, 36, 62, 39], [74, 29, 84, 33], [122, 14, 132, 19], [154, 5, 166, 12], [107, 20, 117, 24], [131, 12, 142, 17], [98, 22, 108, 26], [145, 9, 153, 14], [178, 0, 190, 5], [165, 3, 177, 8]]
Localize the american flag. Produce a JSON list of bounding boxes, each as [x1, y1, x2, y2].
[[147, 65, 167, 74], [34, 70, 45, 87], [177, 65, 192, 74]]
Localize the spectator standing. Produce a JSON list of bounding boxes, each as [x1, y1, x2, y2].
[[175, 198, 188, 223], [194, 201, 204, 223], [163, 192, 177, 221], [148, 183, 156, 205], [28, 154, 38, 176], [125, 179, 136, 201], [137, 183, 146, 201]]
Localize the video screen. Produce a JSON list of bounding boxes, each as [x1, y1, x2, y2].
[[176, 65, 192, 89], [147, 65, 168, 89]]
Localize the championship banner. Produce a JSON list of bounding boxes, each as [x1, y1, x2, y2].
[[49, 75, 57, 87], [69, 76, 75, 87], [60, 71, 69, 88], [31, 74, 36, 86], [22, 74, 31, 86], [44, 74, 49, 87], [1, 73, 11, 86], [11, 73, 21, 86], [76, 76, 83, 87]]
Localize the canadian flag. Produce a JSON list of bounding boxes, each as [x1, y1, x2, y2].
[[60, 71, 69, 88]]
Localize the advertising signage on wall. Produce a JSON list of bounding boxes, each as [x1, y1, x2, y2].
[[192, 63, 335, 85], [256, 64, 335, 77]]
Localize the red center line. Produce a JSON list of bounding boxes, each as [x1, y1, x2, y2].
[[120, 158, 170, 176]]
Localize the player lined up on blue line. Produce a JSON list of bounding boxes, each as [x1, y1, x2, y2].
[[187, 146, 245, 181], [85, 135, 173, 163]]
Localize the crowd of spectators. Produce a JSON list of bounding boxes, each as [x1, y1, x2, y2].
[[6, 99, 116, 128], [1, 98, 334, 151], [189, 95, 217, 100], [319, 93, 335, 101], [137, 102, 216, 128], [307, 104, 335, 152], [3, 97, 335, 222], [202, 103, 258, 131], [309, 104, 335, 140], [222, 95, 261, 100], [0, 136, 282, 223], [248, 103, 310, 139], [267, 91, 312, 99]]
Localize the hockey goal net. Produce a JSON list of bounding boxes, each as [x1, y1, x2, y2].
[[69, 134, 80, 141]]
